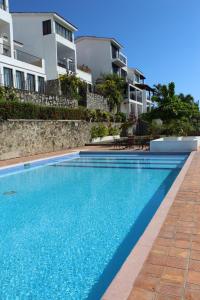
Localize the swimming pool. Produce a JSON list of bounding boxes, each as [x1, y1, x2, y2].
[[0, 152, 188, 299]]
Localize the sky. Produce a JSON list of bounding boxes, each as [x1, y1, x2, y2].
[[10, 0, 200, 101]]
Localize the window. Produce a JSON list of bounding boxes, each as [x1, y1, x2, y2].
[[135, 74, 140, 83], [43, 20, 52, 35], [111, 44, 119, 59], [112, 63, 119, 75], [27, 74, 35, 92], [55, 22, 73, 41], [4, 67, 13, 87], [38, 76, 45, 94], [121, 69, 127, 79], [16, 71, 25, 90]]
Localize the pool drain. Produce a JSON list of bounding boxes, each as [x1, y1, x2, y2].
[[3, 191, 17, 196], [24, 163, 31, 168]]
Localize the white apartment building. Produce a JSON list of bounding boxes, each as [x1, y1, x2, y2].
[[76, 36, 128, 82], [12, 12, 92, 85], [0, 0, 46, 92], [76, 36, 153, 117], [121, 68, 154, 118]]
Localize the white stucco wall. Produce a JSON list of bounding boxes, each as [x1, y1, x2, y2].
[[76, 39, 113, 82], [0, 7, 46, 90], [150, 137, 200, 152], [76, 68, 92, 84], [12, 14, 77, 80]]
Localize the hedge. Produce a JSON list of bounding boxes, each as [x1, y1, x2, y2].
[[0, 100, 125, 122]]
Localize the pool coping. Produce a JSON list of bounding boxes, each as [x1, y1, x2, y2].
[[0, 151, 79, 171], [0, 150, 188, 172], [102, 151, 195, 300]]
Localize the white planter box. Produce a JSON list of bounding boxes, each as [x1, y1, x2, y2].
[[150, 136, 200, 152], [92, 135, 120, 143]]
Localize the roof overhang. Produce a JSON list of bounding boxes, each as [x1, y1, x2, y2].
[[75, 36, 123, 49], [11, 12, 78, 32], [129, 67, 146, 80], [135, 83, 154, 92]]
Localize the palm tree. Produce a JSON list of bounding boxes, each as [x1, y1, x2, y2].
[[95, 74, 126, 112]]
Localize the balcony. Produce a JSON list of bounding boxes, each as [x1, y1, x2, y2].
[[0, 42, 11, 56], [57, 60, 76, 73], [129, 90, 143, 103], [14, 49, 43, 67], [112, 52, 127, 67]]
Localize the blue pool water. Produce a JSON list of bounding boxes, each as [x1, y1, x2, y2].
[[0, 152, 187, 299]]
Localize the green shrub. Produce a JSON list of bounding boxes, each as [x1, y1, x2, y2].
[[91, 126, 99, 139], [115, 112, 126, 122], [108, 126, 119, 136], [91, 124, 120, 139], [60, 74, 84, 100], [91, 124, 109, 139], [85, 109, 97, 122], [0, 100, 89, 120], [0, 100, 116, 123], [97, 124, 109, 137], [162, 118, 194, 136], [95, 109, 109, 122]]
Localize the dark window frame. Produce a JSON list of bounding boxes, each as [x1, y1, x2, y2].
[[16, 70, 25, 90], [38, 76, 45, 94], [3, 67, 13, 87], [55, 21, 73, 42], [43, 19, 52, 35], [111, 44, 119, 59], [112, 63, 119, 75], [27, 73, 36, 92]]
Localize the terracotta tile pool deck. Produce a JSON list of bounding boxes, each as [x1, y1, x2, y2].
[[127, 151, 200, 300], [1, 147, 200, 300]]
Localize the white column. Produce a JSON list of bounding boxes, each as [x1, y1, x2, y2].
[[135, 103, 138, 118], [127, 84, 130, 99], [142, 90, 147, 113]]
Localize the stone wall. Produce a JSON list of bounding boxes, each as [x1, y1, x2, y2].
[[45, 79, 61, 96], [0, 120, 121, 160], [86, 93, 110, 112], [15, 90, 78, 108]]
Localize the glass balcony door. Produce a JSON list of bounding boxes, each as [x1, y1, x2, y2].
[[4, 67, 13, 87], [16, 71, 25, 90]]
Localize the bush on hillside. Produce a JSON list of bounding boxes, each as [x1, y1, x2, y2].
[[114, 112, 126, 123], [0, 99, 124, 123], [91, 124, 120, 139]]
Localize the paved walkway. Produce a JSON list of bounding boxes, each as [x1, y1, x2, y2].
[[128, 151, 200, 300]]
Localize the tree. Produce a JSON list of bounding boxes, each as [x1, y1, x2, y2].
[[149, 82, 199, 121], [178, 93, 198, 106], [142, 82, 200, 136], [59, 73, 86, 100], [95, 74, 126, 111]]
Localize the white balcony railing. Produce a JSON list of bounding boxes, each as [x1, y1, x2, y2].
[[14, 49, 43, 68], [112, 51, 127, 66], [57, 60, 76, 73], [0, 42, 11, 56], [119, 52, 127, 65], [130, 91, 143, 103]]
